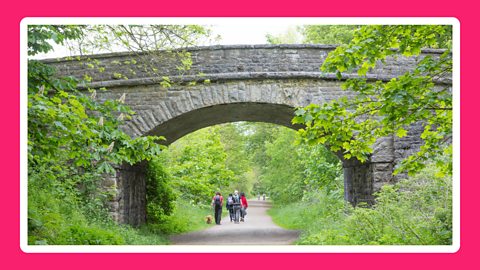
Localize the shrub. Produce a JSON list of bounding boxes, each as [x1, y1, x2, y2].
[[146, 157, 176, 223], [270, 163, 452, 245]]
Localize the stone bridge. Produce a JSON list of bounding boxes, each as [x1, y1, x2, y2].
[[44, 44, 450, 226]]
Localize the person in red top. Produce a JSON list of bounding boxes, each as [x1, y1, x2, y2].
[[211, 192, 224, 225], [240, 192, 248, 222]]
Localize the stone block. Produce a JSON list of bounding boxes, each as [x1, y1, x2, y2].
[[102, 177, 117, 188], [373, 171, 393, 183], [373, 163, 393, 172]]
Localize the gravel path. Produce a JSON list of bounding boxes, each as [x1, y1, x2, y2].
[[170, 199, 300, 245]]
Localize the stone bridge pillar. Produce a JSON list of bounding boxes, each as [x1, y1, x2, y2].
[[343, 158, 374, 205], [115, 162, 147, 227]]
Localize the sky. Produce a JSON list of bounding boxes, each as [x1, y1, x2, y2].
[[211, 23, 295, 44], [28, 17, 456, 59]]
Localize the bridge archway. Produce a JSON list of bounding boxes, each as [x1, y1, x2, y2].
[[115, 99, 375, 226], [146, 102, 301, 145]]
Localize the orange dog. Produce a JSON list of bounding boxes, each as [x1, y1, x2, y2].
[[205, 215, 213, 224]]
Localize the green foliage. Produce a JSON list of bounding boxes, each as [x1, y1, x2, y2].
[[162, 126, 236, 204], [28, 60, 165, 199], [266, 26, 303, 44], [321, 25, 451, 74], [299, 143, 343, 196], [243, 123, 280, 168], [302, 25, 358, 45], [233, 122, 297, 196], [157, 122, 306, 205], [146, 157, 176, 223], [266, 25, 357, 45], [269, 163, 452, 245], [28, 25, 83, 56], [58, 225, 126, 245], [218, 123, 256, 194], [146, 200, 213, 234], [28, 169, 169, 245], [261, 128, 305, 204], [238, 123, 341, 204], [27, 25, 187, 245], [294, 25, 453, 175], [268, 181, 346, 232]]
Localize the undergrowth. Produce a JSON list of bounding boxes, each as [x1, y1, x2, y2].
[[268, 164, 452, 245]]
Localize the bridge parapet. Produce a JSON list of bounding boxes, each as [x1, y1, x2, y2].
[[42, 44, 448, 87]]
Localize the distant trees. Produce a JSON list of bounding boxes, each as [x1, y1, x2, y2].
[[266, 25, 358, 45], [157, 127, 235, 204]]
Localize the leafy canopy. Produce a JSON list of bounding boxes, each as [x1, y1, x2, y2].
[[302, 25, 358, 45], [266, 25, 358, 45]]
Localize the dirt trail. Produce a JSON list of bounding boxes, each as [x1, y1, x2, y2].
[[170, 199, 300, 245]]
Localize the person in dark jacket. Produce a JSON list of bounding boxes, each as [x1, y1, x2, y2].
[[211, 192, 223, 225], [226, 193, 234, 222], [232, 190, 241, 224], [240, 192, 248, 222]]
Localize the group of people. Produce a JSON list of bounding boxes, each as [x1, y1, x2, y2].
[[211, 190, 248, 225]]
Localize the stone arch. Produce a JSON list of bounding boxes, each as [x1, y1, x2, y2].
[[112, 84, 378, 225], [146, 102, 301, 145], [117, 79, 315, 140]]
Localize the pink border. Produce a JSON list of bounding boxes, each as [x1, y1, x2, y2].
[[4, 0, 476, 269]]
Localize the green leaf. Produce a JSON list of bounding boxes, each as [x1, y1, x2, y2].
[[396, 128, 408, 138], [295, 108, 306, 116]]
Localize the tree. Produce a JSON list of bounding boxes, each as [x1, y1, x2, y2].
[[266, 25, 358, 45], [261, 128, 305, 204], [58, 25, 213, 88], [28, 25, 165, 206], [146, 156, 176, 223], [64, 25, 212, 55], [27, 25, 210, 244], [163, 126, 236, 204], [266, 26, 303, 44], [293, 25, 452, 175], [302, 25, 358, 45], [217, 123, 257, 194]]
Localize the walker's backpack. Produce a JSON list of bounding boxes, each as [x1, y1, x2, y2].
[[227, 196, 233, 205], [214, 195, 222, 206], [233, 194, 240, 204]]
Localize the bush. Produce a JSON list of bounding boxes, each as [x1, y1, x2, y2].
[[146, 200, 213, 234], [146, 157, 176, 223], [58, 225, 125, 245], [269, 163, 452, 245], [28, 169, 172, 245]]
